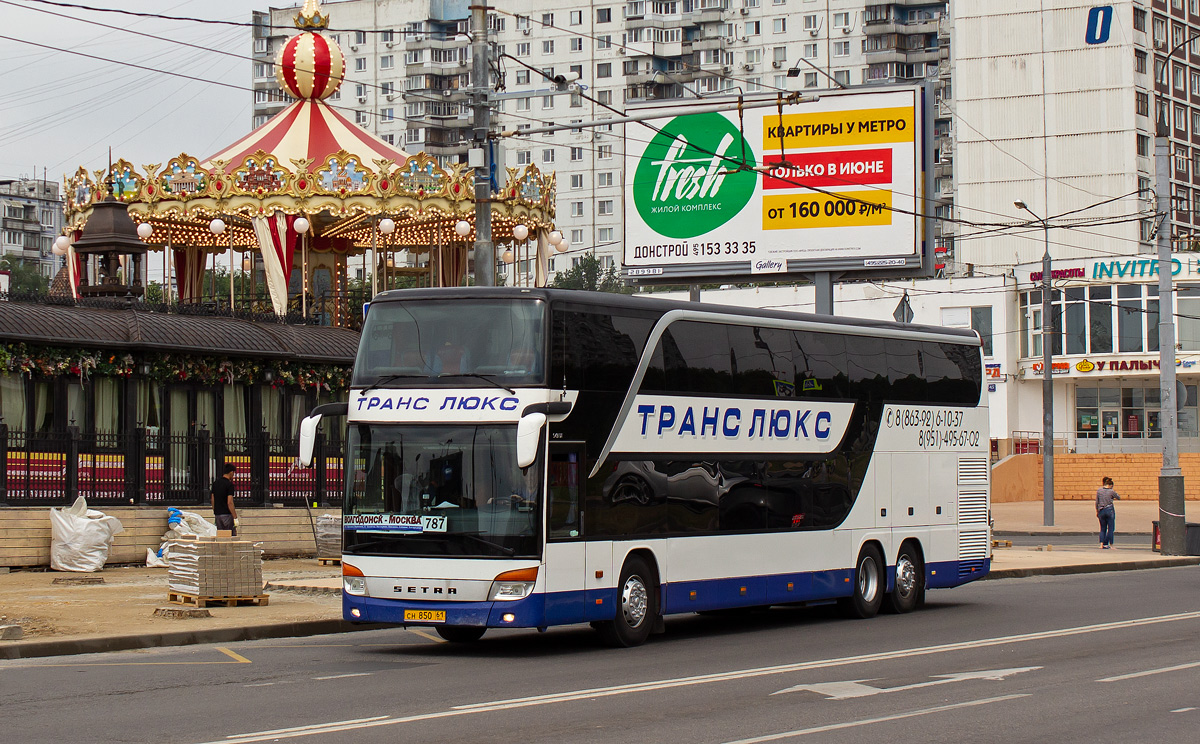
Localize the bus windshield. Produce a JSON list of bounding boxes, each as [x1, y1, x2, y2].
[[353, 299, 546, 387], [343, 424, 541, 558]]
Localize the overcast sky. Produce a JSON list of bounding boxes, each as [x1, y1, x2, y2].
[[0, 0, 286, 183]]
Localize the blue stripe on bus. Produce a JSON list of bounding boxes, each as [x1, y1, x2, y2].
[[344, 559, 990, 628]]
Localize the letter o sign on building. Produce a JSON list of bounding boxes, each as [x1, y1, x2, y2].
[[1086, 6, 1113, 45]]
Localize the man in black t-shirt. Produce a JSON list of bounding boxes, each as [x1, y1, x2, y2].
[[211, 464, 238, 536]]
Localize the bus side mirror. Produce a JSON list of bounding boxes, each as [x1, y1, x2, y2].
[[516, 412, 547, 469], [298, 415, 321, 467]]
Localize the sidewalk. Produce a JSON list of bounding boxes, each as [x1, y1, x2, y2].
[[992, 499, 1200, 536], [2, 530, 1197, 660]]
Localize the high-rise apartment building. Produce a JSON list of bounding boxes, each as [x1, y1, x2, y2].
[[251, 1, 952, 282], [0, 176, 60, 277]]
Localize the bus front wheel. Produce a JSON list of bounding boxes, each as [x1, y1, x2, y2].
[[435, 625, 487, 643], [839, 545, 884, 619], [884, 545, 925, 614], [596, 556, 657, 648]]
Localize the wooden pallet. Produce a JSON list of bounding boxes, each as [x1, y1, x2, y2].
[[167, 592, 269, 608], [318, 558, 342, 566], [992, 539, 1013, 548]]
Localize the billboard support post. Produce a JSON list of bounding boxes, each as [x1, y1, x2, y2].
[[814, 272, 835, 315]]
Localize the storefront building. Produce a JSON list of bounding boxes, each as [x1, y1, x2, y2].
[[1014, 253, 1200, 454]]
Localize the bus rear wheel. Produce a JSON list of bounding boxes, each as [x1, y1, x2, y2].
[[884, 545, 925, 614], [839, 545, 884, 619], [596, 556, 657, 648], [435, 625, 487, 643]]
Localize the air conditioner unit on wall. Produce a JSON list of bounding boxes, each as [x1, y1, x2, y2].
[[357, 95, 367, 103], [740, 7, 750, 15], [772, 60, 782, 68], [808, 29, 819, 37]]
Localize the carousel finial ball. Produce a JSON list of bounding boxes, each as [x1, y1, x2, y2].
[[209, 218, 226, 235], [276, 31, 346, 101], [53, 236, 69, 255], [379, 218, 396, 234], [512, 224, 529, 242], [294, 217, 311, 234], [136, 223, 153, 239], [455, 220, 471, 237]]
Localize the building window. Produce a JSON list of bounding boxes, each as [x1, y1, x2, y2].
[[571, 38, 584, 52], [804, 72, 818, 88], [380, 108, 394, 122], [597, 8, 612, 23], [570, 10, 583, 25], [598, 199, 614, 215], [543, 40, 555, 55], [833, 41, 850, 57], [1137, 133, 1150, 156], [773, 18, 786, 33], [542, 13, 554, 27], [833, 11, 850, 28], [517, 70, 530, 85], [516, 150, 532, 165], [543, 149, 555, 163], [570, 201, 585, 217], [1133, 8, 1146, 32], [597, 35, 612, 50], [570, 174, 584, 189], [570, 147, 584, 161], [354, 31, 367, 45], [833, 70, 849, 85], [598, 172, 614, 187], [598, 227, 615, 242], [1136, 91, 1148, 116], [517, 42, 530, 57], [598, 144, 613, 159], [354, 58, 367, 72], [542, 95, 555, 109], [1135, 50, 1147, 74]]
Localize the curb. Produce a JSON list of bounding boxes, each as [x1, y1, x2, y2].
[[264, 581, 341, 597], [993, 531, 1152, 537], [985, 556, 1200, 580], [0, 619, 390, 661]]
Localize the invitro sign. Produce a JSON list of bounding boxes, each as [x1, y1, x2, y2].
[[624, 86, 929, 282]]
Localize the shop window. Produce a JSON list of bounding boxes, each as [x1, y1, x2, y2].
[[1117, 284, 1143, 352], [1089, 286, 1113, 353], [1065, 287, 1086, 355], [0, 373, 26, 432]]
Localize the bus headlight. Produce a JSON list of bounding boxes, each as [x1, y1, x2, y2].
[[487, 566, 538, 601], [343, 563, 367, 596]]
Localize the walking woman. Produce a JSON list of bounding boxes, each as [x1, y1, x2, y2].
[[1096, 476, 1120, 549]]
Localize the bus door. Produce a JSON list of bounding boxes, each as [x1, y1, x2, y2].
[[543, 442, 608, 623]]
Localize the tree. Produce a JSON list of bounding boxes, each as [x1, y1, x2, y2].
[[0, 257, 49, 294], [549, 253, 629, 293]]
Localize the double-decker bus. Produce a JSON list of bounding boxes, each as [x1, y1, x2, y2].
[[300, 287, 990, 647]]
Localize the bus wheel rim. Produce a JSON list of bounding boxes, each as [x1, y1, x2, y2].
[[895, 555, 916, 598], [858, 557, 878, 603], [621, 575, 648, 628]]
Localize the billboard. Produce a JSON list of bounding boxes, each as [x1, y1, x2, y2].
[[623, 86, 930, 282]]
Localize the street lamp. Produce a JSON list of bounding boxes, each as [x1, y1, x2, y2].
[[1015, 199, 1055, 527], [1153, 36, 1194, 555]]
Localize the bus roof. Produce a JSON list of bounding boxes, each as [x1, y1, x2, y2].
[[370, 287, 981, 346]]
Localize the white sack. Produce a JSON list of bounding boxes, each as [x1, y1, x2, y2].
[[145, 547, 169, 568], [177, 510, 217, 537], [50, 495, 124, 572]]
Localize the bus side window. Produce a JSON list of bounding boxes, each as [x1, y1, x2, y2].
[[548, 447, 582, 539]]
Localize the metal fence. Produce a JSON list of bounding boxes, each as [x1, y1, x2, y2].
[[0, 425, 344, 508]]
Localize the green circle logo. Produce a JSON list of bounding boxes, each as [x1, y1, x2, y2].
[[633, 112, 758, 239]]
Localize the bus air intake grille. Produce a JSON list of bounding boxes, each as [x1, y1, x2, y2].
[[957, 458, 989, 486], [958, 558, 988, 578], [958, 529, 989, 564], [957, 490, 988, 525]]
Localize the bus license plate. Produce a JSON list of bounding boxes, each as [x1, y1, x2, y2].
[[404, 609, 445, 623]]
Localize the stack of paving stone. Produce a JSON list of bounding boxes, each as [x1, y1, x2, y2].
[[167, 536, 264, 598], [315, 514, 342, 560]]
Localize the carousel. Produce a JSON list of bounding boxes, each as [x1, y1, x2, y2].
[[58, 0, 559, 328]]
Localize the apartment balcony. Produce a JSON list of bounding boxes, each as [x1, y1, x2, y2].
[[863, 48, 941, 65], [693, 36, 725, 52], [864, 19, 940, 36]]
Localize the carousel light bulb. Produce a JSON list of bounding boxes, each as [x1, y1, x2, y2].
[[379, 218, 395, 234], [548, 230, 563, 246], [136, 223, 153, 239], [209, 218, 226, 235], [512, 223, 529, 241], [555, 239, 569, 253], [53, 236, 69, 255], [454, 219, 471, 237], [501, 249, 514, 263], [294, 217, 311, 234]]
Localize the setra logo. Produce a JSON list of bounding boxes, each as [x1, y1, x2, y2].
[[633, 112, 758, 239]]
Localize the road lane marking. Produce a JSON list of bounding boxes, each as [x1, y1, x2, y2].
[[772, 666, 1042, 699], [224, 717, 389, 738], [216, 647, 252, 664], [1098, 660, 1200, 683], [200, 610, 1200, 744], [408, 628, 445, 644], [244, 683, 275, 687], [720, 694, 1030, 743], [312, 672, 373, 680], [1172, 707, 1197, 713]]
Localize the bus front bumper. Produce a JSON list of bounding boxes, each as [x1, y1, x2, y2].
[[344, 592, 546, 628]]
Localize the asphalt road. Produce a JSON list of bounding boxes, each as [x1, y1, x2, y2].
[[4, 566, 1200, 744]]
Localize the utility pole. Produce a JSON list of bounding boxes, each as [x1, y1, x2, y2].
[[470, 4, 494, 286], [1016, 200, 1053, 526], [1156, 42, 1187, 554]]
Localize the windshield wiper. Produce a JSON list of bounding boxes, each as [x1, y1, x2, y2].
[[459, 532, 516, 556], [360, 373, 427, 394], [439, 373, 515, 394]]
